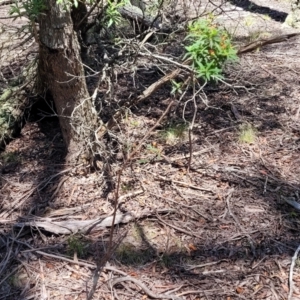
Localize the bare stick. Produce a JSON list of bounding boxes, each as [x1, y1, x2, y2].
[[226, 189, 256, 257], [237, 33, 300, 55], [75, 0, 103, 31], [96, 72, 180, 139], [87, 100, 174, 300], [187, 128, 193, 173], [156, 213, 203, 239], [87, 233, 124, 300], [128, 99, 174, 161], [111, 276, 183, 300], [288, 245, 300, 300], [145, 170, 214, 192]]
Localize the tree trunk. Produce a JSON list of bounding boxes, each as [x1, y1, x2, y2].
[[38, 0, 98, 164]]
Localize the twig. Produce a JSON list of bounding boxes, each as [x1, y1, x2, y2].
[[118, 189, 144, 202], [87, 233, 124, 300], [137, 71, 180, 102], [168, 147, 214, 161], [87, 101, 174, 299], [0, 238, 14, 276], [288, 245, 300, 300], [185, 260, 225, 271], [177, 288, 223, 297], [145, 170, 214, 192], [50, 176, 69, 201], [150, 192, 212, 221], [111, 276, 183, 300], [260, 65, 288, 86], [87, 174, 128, 300], [187, 128, 193, 172], [155, 213, 203, 239], [141, 52, 194, 72], [187, 79, 202, 172], [96, 72, 180, 139], [0, 166, 77, 219], [75, 0, 102, 31], [128, 100, 174, 161], [226, 189, 256, 257], [0, 266, 21, 287], [263, 175, 268, 195], [34, 249, 128, 274]]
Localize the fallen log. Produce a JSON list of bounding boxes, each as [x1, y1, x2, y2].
[[118, 4, 172, 33], [14, 209, 174, 235], [237, 32, 300, 54]]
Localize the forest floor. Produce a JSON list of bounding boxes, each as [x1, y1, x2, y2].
[[1, 1, 300, 299]]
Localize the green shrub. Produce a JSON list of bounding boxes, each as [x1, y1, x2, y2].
[[67, 236, 87, 258], [184, 18, 238, 82], [238, 123, 257, 144]]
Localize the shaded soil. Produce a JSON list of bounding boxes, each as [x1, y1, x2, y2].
[[1, 1, 300, 300]]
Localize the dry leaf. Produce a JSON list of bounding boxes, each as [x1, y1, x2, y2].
[[198, 218, 206, 225], [244, 206, 265, 213], [259, 169, 268, 175], [281, 283, 289, 292], [71, 272, 81, 279], [188, 243, 197, 251], [184, 244, 191, 256], [236, 286, 244, 294], [219, 224, 231, 229], [45, 262, 54, 269]]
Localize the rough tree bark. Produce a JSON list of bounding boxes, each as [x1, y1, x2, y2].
[[38, 0, 98, 164]]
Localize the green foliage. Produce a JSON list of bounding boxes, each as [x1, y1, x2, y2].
[[238, 123, 257, 144], [161, 122, 188, 145], [146, 144, 161, 157], [9, 0, 46, 21], [121, 181, 134, 191], [159, 254, 173, 268], [184, 18, 238, 82], [56, 0, 70, 8], [67, 236, 87, 258], [105, 0, 128, 28], [170, 80, 183, 95], [115, 243, 154, 265], [0, 151, 20, 164]]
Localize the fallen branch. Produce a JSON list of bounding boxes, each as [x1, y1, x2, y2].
[[145, 170, 214, 192], [15, 213, 132, 234], [111, 276, 183, 300], [14, 209, 174, 235], [237, 33, 300, 55], [29, 249, 129, 276], [0, 167, 73, 219], [155, 213, 203, 239], [226, 189, 256, 257], [288, 245, 300, 300], [89, 103, 175, 299]]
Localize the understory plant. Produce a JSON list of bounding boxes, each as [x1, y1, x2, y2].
[[67, 235, 87, 258], [238, 123, 257, 144], [184, 18, 238, 81], [161, 122, 188, 145]]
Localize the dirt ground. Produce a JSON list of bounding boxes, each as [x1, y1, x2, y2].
[[1, 1, 300, 299]]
